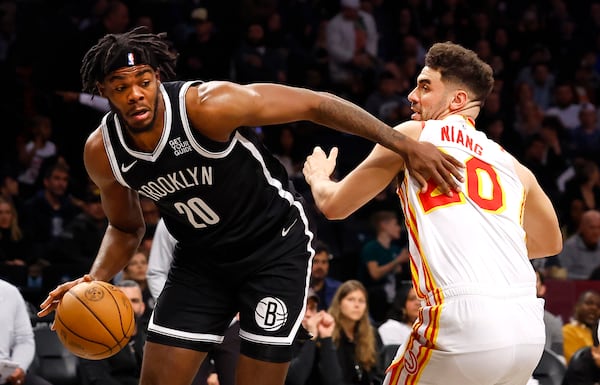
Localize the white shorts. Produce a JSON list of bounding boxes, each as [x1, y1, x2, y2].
[[383, 286, 545, 385]]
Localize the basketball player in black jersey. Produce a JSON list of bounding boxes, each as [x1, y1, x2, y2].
[[38, 27, 462, 385]]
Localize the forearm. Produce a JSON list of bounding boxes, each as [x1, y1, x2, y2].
[[313, 93, 412, 156], [89, 225, 144, 281]]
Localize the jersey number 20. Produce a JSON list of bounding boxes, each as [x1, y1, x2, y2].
[[418, 157, 504, 213], [174, 197, 220, 228]]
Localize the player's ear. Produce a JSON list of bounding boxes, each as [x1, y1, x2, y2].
[[96, 82, 105, 97], [449, 89, 468, 110]]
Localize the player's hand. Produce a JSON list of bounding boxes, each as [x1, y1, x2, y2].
[[303, 146, 338, 186], [317, 311, 335, 338], [37, 274, 94, 322], [6, 367, 25, 385], [405, 141, 463, 195]]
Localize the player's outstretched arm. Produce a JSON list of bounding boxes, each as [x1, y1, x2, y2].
[[304, 123, 413, 221], [514, 159, 563, 259], [188, 81, 462, 194]]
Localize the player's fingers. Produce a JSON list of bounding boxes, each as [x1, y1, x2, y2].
[[430, 171, 452, 196], [328, 147, 339, 161], [412, 173, 427, 193], [443, 155, 465, 182], [37, 300, 59, 318], [313, 146, 324, 155]]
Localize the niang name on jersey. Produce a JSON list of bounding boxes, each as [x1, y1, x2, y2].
[[440, 125, 483, 156], [138, 166, 213, 201]]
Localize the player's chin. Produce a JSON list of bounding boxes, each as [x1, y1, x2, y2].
[[411, 112, 423, 121]]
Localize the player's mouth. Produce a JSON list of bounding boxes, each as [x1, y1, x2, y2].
[[130, 108, 150, 122]]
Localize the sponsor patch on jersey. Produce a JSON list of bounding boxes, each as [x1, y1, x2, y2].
[[169, 137, 192, 156]]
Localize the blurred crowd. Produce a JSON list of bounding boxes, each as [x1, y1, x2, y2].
[[3, 0, 600, 384]]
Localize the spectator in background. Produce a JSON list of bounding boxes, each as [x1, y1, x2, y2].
[[0, 196, 28, 268], [285, 288, 335, 385], [0, 165, 23, 217], [177, 7, 231, 81], [557, 210, 600, 280], [571, 103, 600, 164], [545, 82, 584, 131], [310, 240, 341, 311], [16, 116, 57, 199], [328, 280, 383, 385], [561, 160, 600, 218], [377, 284, 419, 347], [234, 21, 287, 84], [364, 71, 410, 126], [326, 0, 379, 101], [52, 190, 107, 279], [21, 161, 80, 269], [535, 269, 564, 358], [0, 278, 52, 385], [78, 280, 146, 385], [358, 210, 408, 323], [121, 248, 152, 330], [563, 290, 600, 364]]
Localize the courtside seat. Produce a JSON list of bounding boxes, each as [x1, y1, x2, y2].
[[532, 348, 566, 385], [32, 323, 80, 385]]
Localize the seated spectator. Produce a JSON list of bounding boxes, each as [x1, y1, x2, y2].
[[310, 240, 341, 311], [563, 290, 600, 363], [535, 269, 564, 358], [16, 116, 57, 200], [557, 210, 600, 280], [285, 288, 335, 385], [51, 190, 107, 278], [328, 280, 383, 385], [364, 71, 410, 126], [0, 278, 52, 385], [377, 284, 419, 347], [121, 248, 152, 330], [78, 280, 146, 385], [560, 160, 600, 219], [358, 210, 408, 323], [21, 161, 80, 269], [0, 197, 29, 269]]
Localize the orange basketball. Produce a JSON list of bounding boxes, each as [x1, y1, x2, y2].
[[54, 281, 135, 360]]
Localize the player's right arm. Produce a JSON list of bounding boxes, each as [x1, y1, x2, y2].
[[38, 129, 145, 318], [513, 159, 563, 259], [304, 121, 422, 219]]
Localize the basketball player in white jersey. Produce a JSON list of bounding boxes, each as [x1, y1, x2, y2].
[[303, 42, 563, 385]]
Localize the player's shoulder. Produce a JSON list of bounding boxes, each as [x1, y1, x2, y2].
[[393, 120, 425, 140]]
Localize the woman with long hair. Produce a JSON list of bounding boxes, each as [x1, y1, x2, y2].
[[328, 280, 383, 385]]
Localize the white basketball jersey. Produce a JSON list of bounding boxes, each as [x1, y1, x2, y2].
[[398, 115, 534, 305]]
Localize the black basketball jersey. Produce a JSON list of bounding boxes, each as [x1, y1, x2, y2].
[[101, 81, 305, 253]]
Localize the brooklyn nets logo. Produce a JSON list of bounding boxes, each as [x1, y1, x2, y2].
[[254, 296, 288, 331]]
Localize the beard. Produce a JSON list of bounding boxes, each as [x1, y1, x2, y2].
[[110, 91, 160, 134]]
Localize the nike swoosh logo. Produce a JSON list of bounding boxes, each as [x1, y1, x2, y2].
[[121, 160, 138, 173], [281, 218, 298, 237]]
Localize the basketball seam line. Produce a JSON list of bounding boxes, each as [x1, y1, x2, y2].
[[99, 282, 134, 340], [67, 289, 123, 346], [55, 311, 113, 352]]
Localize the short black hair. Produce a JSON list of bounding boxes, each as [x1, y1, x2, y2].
[[81, 26, 177, 94]]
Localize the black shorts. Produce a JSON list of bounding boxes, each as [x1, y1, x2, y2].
[[146, 207, 314, 363]]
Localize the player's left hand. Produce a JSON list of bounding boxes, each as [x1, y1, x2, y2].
[[7, 367, 25, 385], [303, 146, 338, 186], [405, 141, 463, 195]]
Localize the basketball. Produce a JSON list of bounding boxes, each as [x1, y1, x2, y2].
[[54, 281, 135, 360]]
